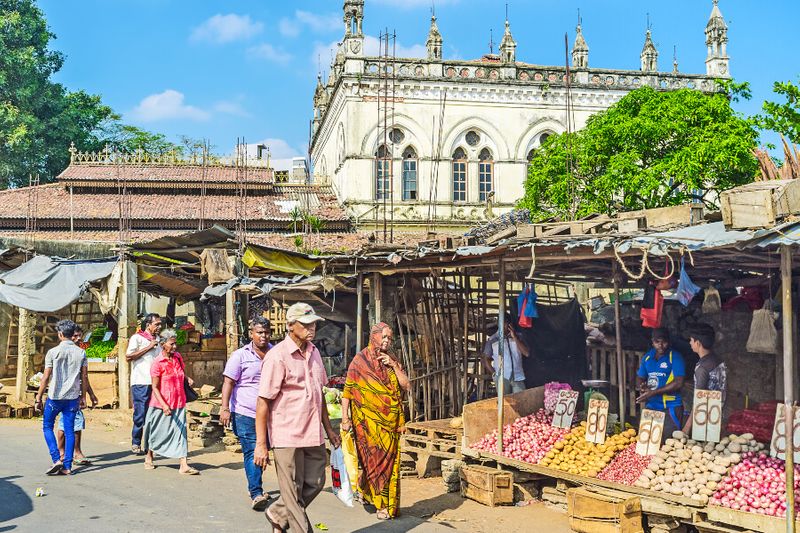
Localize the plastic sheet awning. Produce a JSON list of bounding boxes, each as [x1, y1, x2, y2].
[[0, 256, 118, 312]]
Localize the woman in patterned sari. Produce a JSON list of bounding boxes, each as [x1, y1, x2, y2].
[[341, 322, 410, 520]]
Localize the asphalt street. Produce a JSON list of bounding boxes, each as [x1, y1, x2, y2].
[[0, 422, 453, 533]]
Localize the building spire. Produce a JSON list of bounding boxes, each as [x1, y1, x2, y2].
[[640, 23, 658, 73], [705, 0, 729, 77], [426, 11, 443, 61], [571, 12, 589, 69], [499, 13, 516, 63]]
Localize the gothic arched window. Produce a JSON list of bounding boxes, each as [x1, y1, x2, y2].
[[478, 148, 494, 201], [402, 146, 418, 201], [452, 147, 467, 202], [375, 144, 390, 200]]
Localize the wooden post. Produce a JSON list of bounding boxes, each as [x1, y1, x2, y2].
[[14, 308, 36, 402], [613, 263, 626, 426], [497, 261, 506, 455], [462, 274, 471, 410], [356, 273, 364, 353], [225, 289, 239, 357], [373, 273, 383, 324], [781, 244, 795, 533], [116, 260, 137, 410]]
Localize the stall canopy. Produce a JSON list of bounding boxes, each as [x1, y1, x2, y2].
[[132, 224, 236, 263], [0, 255, 118, 312]]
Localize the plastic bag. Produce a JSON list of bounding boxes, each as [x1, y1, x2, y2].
[[640, 288, 663, 328], [340, 429, 359, 494], [746, 305, 779, 354], [702, 286, 721, 314], [330, 447, 354, 507], [676, 258, 701, 306]]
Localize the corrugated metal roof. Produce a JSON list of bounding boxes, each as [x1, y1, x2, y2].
[[739, 220, 800, 249]]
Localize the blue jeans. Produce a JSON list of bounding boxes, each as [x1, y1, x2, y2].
[[232, 413, 263, 499], [43, 398, 79, 470], [131, 385, 152, 446]]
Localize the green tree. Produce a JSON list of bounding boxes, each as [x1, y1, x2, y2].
[[0, 0, 117, 187], [520, 86, 759, 219], [760, 79, 800, 144]]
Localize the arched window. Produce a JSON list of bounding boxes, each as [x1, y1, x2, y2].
[[478, 148, 493, 201], [452, 147, 467, 202], [402, 146, 418, 201], [375, 145, 390, 200]]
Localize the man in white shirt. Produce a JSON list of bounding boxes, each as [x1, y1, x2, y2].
[[125, 313, 162, 455], [482, 314, 530, 395]]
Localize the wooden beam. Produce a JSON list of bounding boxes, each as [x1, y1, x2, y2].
[[781, 244, 795, 533], [116, 261, 137, 409], [14, 308, 36, 403]]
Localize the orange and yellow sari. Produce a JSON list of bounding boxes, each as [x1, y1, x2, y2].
[[343, 323, 405, 518]]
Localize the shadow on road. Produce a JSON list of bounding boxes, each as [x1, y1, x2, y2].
[[0, 475, 33, 529]]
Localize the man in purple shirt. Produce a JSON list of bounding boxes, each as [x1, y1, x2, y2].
[[221, 316, 273, 511]]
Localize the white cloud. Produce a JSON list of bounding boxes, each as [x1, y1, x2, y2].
[[248, 43, 292, 65], [213, 100, 251, 118], [280, 10, 340, 38], [190, 14, 263, 44], [129, 90, 210, 122]]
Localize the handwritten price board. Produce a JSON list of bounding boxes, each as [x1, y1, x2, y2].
[[552, 390, 579, 429], [770, 404, 800, 463], [691, 389, 723, 443], [636, 409, 665, 456], [585, 399, 609, 444]]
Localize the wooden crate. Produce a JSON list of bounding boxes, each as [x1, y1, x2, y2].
[[459, 464, 513, 507], [0, 404, 11, 418], [14, 406, 35, 419], [720, 179, 800, 229], [567, 487, 643, 533], [401, 418, 463, 478]]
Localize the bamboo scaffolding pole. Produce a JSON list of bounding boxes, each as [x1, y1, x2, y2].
[[613, 262, 626, 426], [497, 260, 507, 454], [781, 244, 795, 533]]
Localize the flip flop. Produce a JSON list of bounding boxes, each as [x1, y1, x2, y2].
[[56, 468, 72, 476], [46, 462, 64, 475], [265, 507, 286, 533], [179, 467, 200, 475], [74, 458, 92, 466], [144, 462, 156, 470]]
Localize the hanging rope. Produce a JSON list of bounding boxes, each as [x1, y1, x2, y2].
[[613, 243, 675, 281], [526, 245, 536, 279]]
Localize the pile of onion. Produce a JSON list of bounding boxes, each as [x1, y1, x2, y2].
[[711, 452, 800, 517], [598, 443, 653, 486], [470, 409, 569, 465]]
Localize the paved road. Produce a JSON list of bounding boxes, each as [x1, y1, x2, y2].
[[0, 422, 452, 533]]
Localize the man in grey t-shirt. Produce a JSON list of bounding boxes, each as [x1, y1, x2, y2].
[[35, 319, 88, 476], [682, 323, 727, 435]]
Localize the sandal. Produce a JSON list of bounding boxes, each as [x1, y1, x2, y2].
[[144, 462, 155, 470], [265, 507, 286, 533], [376, 509, 390, 520], [46, 462, 64, 475], [74, 458, 92, 466], [179, 467, 200, 475]]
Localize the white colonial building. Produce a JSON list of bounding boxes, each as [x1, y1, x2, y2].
[[310, 0, 730, 230]]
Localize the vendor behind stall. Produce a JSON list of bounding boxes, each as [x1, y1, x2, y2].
[[482, 314, 530, 395], [682, 323, 727, 435], [636, 328, 686, 439]]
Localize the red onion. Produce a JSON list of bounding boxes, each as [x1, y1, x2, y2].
[[712, 452, 800, 518], [471, 409, 570, 464], [598, 443, 653, 486]]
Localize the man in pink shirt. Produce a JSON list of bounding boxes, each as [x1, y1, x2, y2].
[[255, 303, 340, 533]]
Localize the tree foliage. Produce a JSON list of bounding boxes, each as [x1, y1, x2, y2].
[[0, 0, 120, 186], [520, 86, 759, 220], [759, 79, 800, 144]]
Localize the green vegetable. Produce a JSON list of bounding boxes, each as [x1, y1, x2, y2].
[[176, 329, 188, 346], [85, 340, 116, 359]]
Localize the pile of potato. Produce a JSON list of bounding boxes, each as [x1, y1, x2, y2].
[[634, 431, 765, 504], [539, 424, 637, 477]]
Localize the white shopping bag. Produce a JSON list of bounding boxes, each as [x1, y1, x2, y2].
[[330, 446, 354, 507]]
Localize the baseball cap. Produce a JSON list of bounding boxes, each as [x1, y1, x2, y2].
[[286, 302, 324, 324]]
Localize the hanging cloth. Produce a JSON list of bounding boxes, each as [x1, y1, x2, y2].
[[640, 288, 664, 328], [516, 284, 538, 328], [702, 286, 721, 314], [676, 257, 701, 307]]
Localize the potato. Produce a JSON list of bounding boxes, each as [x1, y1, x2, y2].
[[673, 441, 685, 449], [691, 445, 703, 455], [708, 472, 722, 482], [644, 469, 656, 479], [715, 443, 726, 452], [672, 431, 687, 440], [728, 442, 742, 453]]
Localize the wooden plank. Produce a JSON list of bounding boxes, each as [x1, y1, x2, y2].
[[462, 386, 544, 447], [704, 505, 799, 533], [617, 204, 703, 228]]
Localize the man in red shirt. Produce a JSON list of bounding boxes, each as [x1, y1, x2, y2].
[[255, 303, 340, 533]]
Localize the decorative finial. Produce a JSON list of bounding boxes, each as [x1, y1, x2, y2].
[[489, 29, 494, 54], [673, 45, 679, 73]]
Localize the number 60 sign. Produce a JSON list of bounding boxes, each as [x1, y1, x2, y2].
[[691, 389, 722, 443]]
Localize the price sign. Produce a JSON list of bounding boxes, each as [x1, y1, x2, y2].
[[552, 390, 579, 429], [770, 404, 800, 462], [691, 389, 723, 443], [585, 399, 609, 444], [636, 409, 665, 456]]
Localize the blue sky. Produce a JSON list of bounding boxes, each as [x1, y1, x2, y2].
[[39, 0, 798, 168]]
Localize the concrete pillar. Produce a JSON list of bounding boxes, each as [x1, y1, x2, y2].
[[226, 289, 239, 357], [116, 260, 137, 409], [14, 308, 36, 402]]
